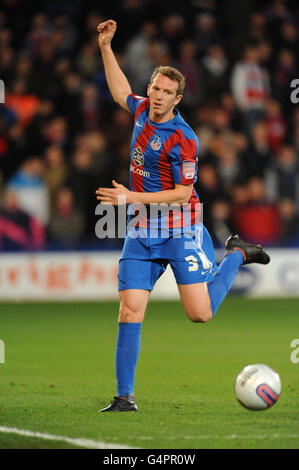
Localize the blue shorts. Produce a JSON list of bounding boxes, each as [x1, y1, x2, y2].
[[118, 223, 218, 291]]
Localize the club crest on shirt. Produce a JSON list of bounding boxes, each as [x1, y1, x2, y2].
[[132, 147, 144, 166], [183, 160, 196, 179], [150, 135, 162, 151]]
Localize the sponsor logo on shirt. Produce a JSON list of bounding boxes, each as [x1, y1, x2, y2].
[[130, 164, 150, 178], [183, 160, 196, 179], [150, 134, 162, 151], [132, 147, 144, 166]]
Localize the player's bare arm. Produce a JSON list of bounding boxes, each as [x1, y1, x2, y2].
[[95, 181, 193, 205], [97, 20, 132, 111]]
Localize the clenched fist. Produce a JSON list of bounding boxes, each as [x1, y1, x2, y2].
[[97, 19, 117, 48]]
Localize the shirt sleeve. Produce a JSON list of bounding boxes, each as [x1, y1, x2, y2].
[[170, 137, 199, 186], [126, 94, 147, 115]]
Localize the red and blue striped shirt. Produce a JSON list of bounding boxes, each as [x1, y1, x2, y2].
[[127, 93, 201, 228]]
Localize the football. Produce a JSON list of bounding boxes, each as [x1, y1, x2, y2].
[[235, 364, 281, 410]]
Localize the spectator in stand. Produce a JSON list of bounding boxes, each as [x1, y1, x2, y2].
[[80, 83, 101, 132], [176, 39, 202, 114], [199, 132, 224, 167], [80, 131, 112, 186], [25, 99, 55, 156], [293, 125, 299, 155], [55, 72, 82, 138], [257, 39, 273, 73], [0, 105, 18, 177], [43, 145, 68, 215], [232, 132, 250, 167], [291, 109, 299, 154], [0, 46, 15, 84], [264, 0, 293, 43], [14, 54, 40, 96], [273, 49, 297, 115], [230, 181, 250, 206], [291, 107, 299, 132], [2, 122, 28, 180], [30, 35, 58, 98], [110, 139, 130, 188], [209, 198, 238, 247], [42, 116, 68, 152], [195, 163, 226, 233], [6, 157, 49, 225], [247, 12, 267, 43], [84, 11, 104, 39], [195, 12, 219, 55], [200, 43, 229, 100], [215, 140, 246, 189], [159, 13, 186, 59], [265, 144, 299, 205], [219, 92, 243, 131], [6, 79, 41, 128], [277, 21, 298, 57], [48, 186, 85, 247], [110, 0, 144, 48], [124, 21, 158, 95], [0, 26, 12, 49], [52, 14, 77, 54], [105, 108, 133, 147], [67, 147, 100, 238], [25, 12, 51, 57], [210, 107, 231, 133], [231, 44, 270, 136], [278, 198, 299, 245], [243, 121, 272, 178], [146, 39, 172, 70], [52, 56, 73, 94], [0, 189, 45, 250], [77, 41, 99, 79], [232, 177, 282, 245], [263, 98, 287, 153]]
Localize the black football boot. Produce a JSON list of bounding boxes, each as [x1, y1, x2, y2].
[[225, 234, 270, 265], [99, 396, 138, 412]]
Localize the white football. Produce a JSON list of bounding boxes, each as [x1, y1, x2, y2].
[[235, 364, 281, 410]]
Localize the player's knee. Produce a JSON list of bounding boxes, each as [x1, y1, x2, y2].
[[187, 307, 213, 323], [118, 303, 143, 323]]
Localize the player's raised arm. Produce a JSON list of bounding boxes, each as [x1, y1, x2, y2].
[[97, 20, 132, 111]]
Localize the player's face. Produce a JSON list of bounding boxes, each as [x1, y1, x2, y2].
[[147, 74, 182, 121]]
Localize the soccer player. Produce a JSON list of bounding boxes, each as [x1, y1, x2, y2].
[[96, 20, 270, 412]]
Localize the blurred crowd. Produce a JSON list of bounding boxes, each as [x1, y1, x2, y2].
[[0, 0, 299, 250]]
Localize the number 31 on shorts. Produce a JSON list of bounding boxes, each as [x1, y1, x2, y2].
[[185, 253, 212, 272]]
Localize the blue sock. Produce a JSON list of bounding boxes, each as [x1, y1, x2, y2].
[[115, 322, 142, 399], [208, 250, 244, 316]]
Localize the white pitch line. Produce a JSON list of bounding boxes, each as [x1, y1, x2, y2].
[[0, 426, 139, 449], [1, 427, 298, 447], [135, 434, 299, 441]]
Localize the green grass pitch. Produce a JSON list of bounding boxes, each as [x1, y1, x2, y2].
[[0, 298, 299, 449]]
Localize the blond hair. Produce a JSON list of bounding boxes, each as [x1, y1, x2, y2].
[[149, 66, 185, 96]]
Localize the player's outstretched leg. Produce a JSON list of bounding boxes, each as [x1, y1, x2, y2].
[[207, 234, 270, 316], [178, 233, 270, 323]]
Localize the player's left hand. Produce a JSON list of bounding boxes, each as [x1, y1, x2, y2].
[[95, 180, 134, 205]]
